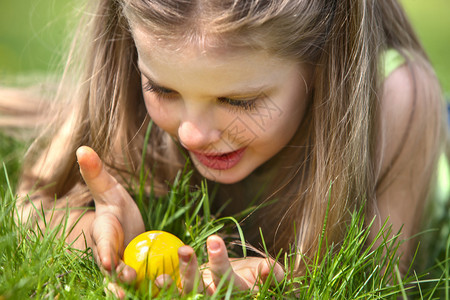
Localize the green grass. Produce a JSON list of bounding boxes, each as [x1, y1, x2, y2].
[[401, 0, 450, 95], [0, 132, 449, 299], [0, 0, 76, 78]]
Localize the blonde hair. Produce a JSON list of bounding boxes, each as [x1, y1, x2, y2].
[[18, 0, 445, 275]]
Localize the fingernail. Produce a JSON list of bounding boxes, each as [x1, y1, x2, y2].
[[208, 239, 220, 252], [178, 247, 191, 263]]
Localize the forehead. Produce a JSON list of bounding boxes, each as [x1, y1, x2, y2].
[[131, 24, 288, 70]]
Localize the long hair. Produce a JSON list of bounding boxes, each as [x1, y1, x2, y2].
[[18, 0, 444, 276]]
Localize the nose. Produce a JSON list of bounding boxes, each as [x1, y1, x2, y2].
[[178, 117, 221, 152]]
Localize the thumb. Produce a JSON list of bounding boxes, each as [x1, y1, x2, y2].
[[76, 146, 118, 200], [77, 146, 145, 246]]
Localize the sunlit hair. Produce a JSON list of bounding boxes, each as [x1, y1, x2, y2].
[[17, 0, 444, 276]]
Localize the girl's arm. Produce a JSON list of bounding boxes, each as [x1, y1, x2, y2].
[[373, 61, 442, 272]]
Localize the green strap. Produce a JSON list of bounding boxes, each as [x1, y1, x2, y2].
[[383, 49, 406, 78], [435, 153, 450, 204]]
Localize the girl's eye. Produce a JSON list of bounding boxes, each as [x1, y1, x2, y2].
[[142, 81, 178, 99], [143, 79, 261, 112], [217, 96, 260, 112]]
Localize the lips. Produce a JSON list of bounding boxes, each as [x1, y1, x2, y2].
[[191, 148, 246, 170]]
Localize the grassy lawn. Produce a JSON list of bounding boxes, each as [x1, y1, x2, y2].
[[0, 131, 448, 299], [0, 1, 449, 299]]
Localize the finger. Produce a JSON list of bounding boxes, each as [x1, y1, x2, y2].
[[76, 146, 118, 198], [207, 235, 247, 290], [116, 260, 137, 284], [105, 279, 126, 300], [178, 245, 204, 294], [257, 259, 285, 285], [92, 214, 124, 272], [154, 274, 174, 290], [102, 261, 135, 300]]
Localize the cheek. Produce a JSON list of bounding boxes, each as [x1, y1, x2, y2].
[[142, 94, 179, 134], [257, 94, 304, 135], [253, 94, 306, 147]]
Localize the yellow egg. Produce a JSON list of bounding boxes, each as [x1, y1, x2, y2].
[[123, 230, 184, 295]]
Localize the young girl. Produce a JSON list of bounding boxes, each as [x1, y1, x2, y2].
[[14, 0, 445, 296]]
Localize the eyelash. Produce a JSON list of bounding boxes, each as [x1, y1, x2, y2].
[[142, 81, 259, 112], [217, 97, 258, 112], [143, 81, 175, 98]]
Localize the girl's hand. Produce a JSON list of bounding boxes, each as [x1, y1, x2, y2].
[[176, 235, 284, 295], [76, 146, 145, 298]]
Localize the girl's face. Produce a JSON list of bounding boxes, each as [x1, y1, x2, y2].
[[133, 26, 312, 184]]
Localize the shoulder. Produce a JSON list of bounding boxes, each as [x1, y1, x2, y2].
[[370, 59, 444, 267], [376, 59, 443, 182]]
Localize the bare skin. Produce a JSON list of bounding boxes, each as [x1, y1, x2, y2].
[[75, 146, 284, 298]]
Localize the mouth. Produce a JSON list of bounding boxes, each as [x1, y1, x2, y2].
[[191, 148, 246, 170]]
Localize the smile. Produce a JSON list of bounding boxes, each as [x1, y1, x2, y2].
[[191, 148, 246, 170]]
